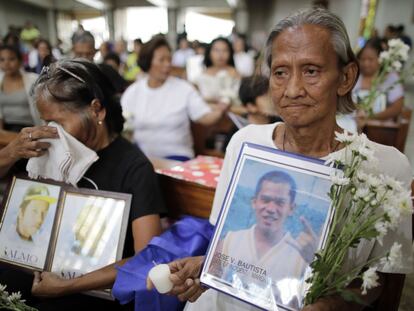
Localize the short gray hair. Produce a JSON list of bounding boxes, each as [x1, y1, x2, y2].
[[265, 8, 359, 114], [72, 31, 95, 47]]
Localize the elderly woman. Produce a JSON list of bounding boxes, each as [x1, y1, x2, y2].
[[353, 38, 404, 120], [121, 36, 227, 161], [0, 59, 165, 310], [152, 8, 412, 311], [0, 45, 40, 132]]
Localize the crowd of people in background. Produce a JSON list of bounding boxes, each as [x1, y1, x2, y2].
[[0, 19, 412, 161]]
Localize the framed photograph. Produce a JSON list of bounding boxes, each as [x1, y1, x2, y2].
[[48, 189, 130, 278], [0, 176, 131, 299], [201, 143, 338, 311], [0, 176, 61, 271]]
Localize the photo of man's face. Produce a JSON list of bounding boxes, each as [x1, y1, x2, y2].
[[16, 185, 56, 241], [252, 181, 294, 235], [17, 199, 49, 240]]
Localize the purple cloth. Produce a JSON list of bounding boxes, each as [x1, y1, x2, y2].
[[112, 216, 214, 311]]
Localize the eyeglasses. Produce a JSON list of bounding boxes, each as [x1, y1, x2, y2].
[[40, 64, 86, 83]]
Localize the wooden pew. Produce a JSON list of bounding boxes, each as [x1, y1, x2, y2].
[[363, 107, 412, 152], [150, 157, 214, 219]]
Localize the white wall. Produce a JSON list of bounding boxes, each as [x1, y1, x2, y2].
[[330, 0, 361, 47], [265, 0, 362, 46], [0, 1, 48, 39]]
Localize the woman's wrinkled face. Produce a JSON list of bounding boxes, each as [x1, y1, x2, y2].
[[17, 200, 49, 240], [37, 97, 97, 149], [148, 46, 172, 82], [359, 47, 380, 77], [0, 49, 21, 75], [210, 41, 230, 67], [269, 24, 343, 128]]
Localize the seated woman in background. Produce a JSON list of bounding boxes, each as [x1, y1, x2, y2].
[[232, 34, 255, 78], [0, 45, 41, 132], [121, 36, 227, 161], [353, 38, 404, 120], [29, 39, 54, 74], [0, 59, 165, 310], [195, 37, 241, 105]]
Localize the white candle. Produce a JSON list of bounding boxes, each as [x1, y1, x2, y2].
[[148, 264, 173, 294]]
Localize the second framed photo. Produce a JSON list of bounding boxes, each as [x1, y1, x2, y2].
[[49, 189, 130, 280]]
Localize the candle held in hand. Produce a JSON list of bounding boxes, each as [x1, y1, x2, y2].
[[148, 264, 173, 293]]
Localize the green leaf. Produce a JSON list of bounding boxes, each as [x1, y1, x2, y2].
[[339, 289, 368, 306]]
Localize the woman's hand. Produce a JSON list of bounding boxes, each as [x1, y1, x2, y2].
[[5, 126, 59, 161], [31, 271, 74, 298], [147, 256, 207, 302]]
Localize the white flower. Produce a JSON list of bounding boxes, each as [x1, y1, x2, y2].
[[397, 191, 414, 216], [382, 203, 401, 228], [356, 171, 368, 183], [380, 243, 403, 271], [0, 284, 6, 292], [379, 51, 390, 63], [375, 221, 388, 245], [391, 60, 402, 71], [330, 171, 350, 186], [334, 130, 357, 144], [383, 175, 403, 192], [366, 174, 381, 189], [325, 150, 346, 166], [7, 291, 21, 302], [361, 267, 379, 295], [355, 187, 370, 200]]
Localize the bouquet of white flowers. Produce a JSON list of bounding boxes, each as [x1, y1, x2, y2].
[[304, 131, 413, 305], [0, 284, 37, 311], [357, 38, 411, 116]]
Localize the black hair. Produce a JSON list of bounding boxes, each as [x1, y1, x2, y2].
[[138, 36, 171, 72], [36, 39, 52, 53], [3, 32, 20, 47], [31, 59, 124, 136], [104, 52, 121, 67], [203, 37, 235, 68], [239, 75, 269, 106], [0, 45, 23, 62], [235, 33, 249, 52], [255, 170, 297, 203], [357, 38, 384, 58], [134, 38, 143, 45]]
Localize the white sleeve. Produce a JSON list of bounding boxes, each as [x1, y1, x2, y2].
[[186, 84, 212, 121], [120, 83, 136, 114], [209, 134, 241, 225]]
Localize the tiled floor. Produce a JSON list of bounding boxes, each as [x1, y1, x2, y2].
[[398, 84, 414, 311]]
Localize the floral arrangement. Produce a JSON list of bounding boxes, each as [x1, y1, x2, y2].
[[357, 38, 411, 115], [304, 131, 413, 305], [0, 285, 37, 311]]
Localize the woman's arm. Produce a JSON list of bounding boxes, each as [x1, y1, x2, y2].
[[372, 97, 404, 120], [132, 214, 162, 252], [195, 102, 229, 126], [32, 258, 130, 297], [32, 214, 162, 297], [0, 126, 58, 178]]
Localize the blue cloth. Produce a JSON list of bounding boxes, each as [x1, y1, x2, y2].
[[112, 216, 214, 311], [165, 155, 191, 162]]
